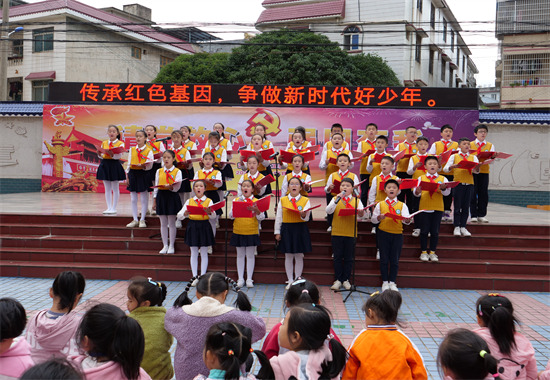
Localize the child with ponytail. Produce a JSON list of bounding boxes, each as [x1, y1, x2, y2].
[[474, 294, 537, 380], [70, 303, 150, 379], [194, 322, 256, 380], [438, 328, 500, 380], [165, 272, 266, 380], [127, 277, 174, 380], [26, 271, 86, 363]]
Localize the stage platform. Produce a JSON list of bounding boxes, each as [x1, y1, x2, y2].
[[1, 192, 549, 292]]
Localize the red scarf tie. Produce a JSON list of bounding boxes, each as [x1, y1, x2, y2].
[[367, 140, 375, 150], [165, 169, 175, 184], [290, 197, 298, 210], [442, 140, 450, 151], [477, 142, 485, 155], [386, 199, 399, 223], [342, 196, 353, 209], [136, 147, 146, 162], [109, 141, 114, 149], [405, 142, 413, 153], [339, 170, 349, 179], [149, 139, 159, 153], [196, 198, 203, 206]]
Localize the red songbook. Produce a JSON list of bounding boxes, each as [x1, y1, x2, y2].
[[351, 153, 368, 162], [362, 149, 376, 157], [419, 181, 440, 195], [307, 179, 324, 186], [399, 178, 418, 190], [495, 152, 513, 159], [372, 153, 388, 163], [95, 144, 127, 155], [226, 150, 240, 155], [283, 204, 322, 214], [280, 149, 316, 163], [186, 205, 208, 215], [188, 149, 202, 156], [153, 152, 163, 160], [479, 158, 495, 166], [384, 209, 424, 221], [255, 195, 271, 213], [241, 148, 276, 161], [209, 200, 226, 212], [455, 160, 478, 172], [392, 150, 406, 162], [438, 149, 453, 165], [255, 174, 275, 188], [328, 156, 338, 165], [338, 207, 361, 216], [240, 150, 258, 161], [416, 155, 427, 171], [213, 161, 236, 166], [445, 181, 460, 189], [232, 201, 255, 218], [332, 180, 341, 195], [476, 151, 495, 160], [152, 180, 184, 189]]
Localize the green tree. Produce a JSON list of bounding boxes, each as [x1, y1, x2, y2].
[[154, 52, 230, 84], [349, 53, 401, 86]]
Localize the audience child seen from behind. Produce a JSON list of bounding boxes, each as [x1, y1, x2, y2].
[[261, 278, 342, 360], [126, 129, 154, 228], [0, 297, 34, 379], [153, 150, 183, 254], [127, 277, 174, 380], [274, 177, 313, 289], [230, 180, 265, 288], [474, 294, 537, 380], [70, 303, 151, 380], [21, 358, 83, 380], [96, 125, 126, 215], [254, 302, 347, 380], [25, 271, 86, 363], [470, 124, 495, 223], [165, 272, 266, 380], [193, 322, 256, 380], [438, 328, 500, 380], [343, 290, 427, 380]]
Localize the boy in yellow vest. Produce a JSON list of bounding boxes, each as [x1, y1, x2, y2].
[[428, 124, 458, 222], [326, 177, 365, 290], [324, 153, 359, 232], [413, 155, 451, 262], [407, 136, 430, 237], [371, 179, 412, 292], [470, 124, 495, 223], [321, 123, 349, 156], [444, 137, 479, 237], [356, 123, 378, 208], [396, 126, 417, 207]]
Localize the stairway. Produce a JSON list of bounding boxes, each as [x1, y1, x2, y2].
[[1, 214, 548, 291]]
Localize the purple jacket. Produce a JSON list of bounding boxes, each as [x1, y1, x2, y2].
[[165, 296, 266, 380]]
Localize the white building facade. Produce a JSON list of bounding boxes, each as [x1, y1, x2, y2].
[[256, 0, 478, 87]]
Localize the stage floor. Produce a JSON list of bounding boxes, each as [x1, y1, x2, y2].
[[0, 192, 548, 225]]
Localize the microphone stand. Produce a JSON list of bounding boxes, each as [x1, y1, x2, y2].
[[223, 191, 231, 276], [336, 189, 370, 302], [271, 152, 281, 260]]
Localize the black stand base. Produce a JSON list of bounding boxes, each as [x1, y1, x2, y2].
[[335, 284, 371, 303]]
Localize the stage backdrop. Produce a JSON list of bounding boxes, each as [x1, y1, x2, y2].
[[42, 104, 478, 194]]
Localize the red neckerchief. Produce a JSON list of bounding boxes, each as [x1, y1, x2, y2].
[[290, 196, 299, 210], [293, 172, 302, 179], [442, 140, 451, 151], [195, 198, 203, 206], [476, 142, 485, 155], [380, 174, 391, 181], [460, 153, 469, 160], [165, 168, 175, 184], [173, 146, 185, 162], [375, 152, 385, 159], [366, 139, 375, 150], [108, 141, 114, 149], [136, 147, 146, 162], [405, 141, 414, 153], [386, 199, 399, 223], [148, 139, 159, 153], [333, 148, 342, 155], [427, 174, 437, 183], [339, 170, 349, 179], [203, 169, 213, 179], [248, 172, 258, 181], [342, 195, 353, 209]]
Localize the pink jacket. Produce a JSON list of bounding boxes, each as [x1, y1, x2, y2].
[[25, 309, 82, 363], [474, 327, 538, 380], [538, 360, 550, 380], [0, 337, 34, 378], [69, 355, 152, 380], [269, 345, 339, 380]]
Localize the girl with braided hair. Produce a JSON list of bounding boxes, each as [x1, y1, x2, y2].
[[165, 272, 266, 380]]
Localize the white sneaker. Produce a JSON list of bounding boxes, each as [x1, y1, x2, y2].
[[207, 246, 213, 254], [342, 280, 351, 290], [254, 247, 257, 256], [285, 280, 293, 290], [478, 217, 489, 223], [330, 280, 342, 291], [381, 281, 390, 291], [246, 279, 254, 288], [327, 226, 332, 232], [412, 228, 420, 237], [470, 217, 478, 223], [429, 253, 439, 262], [191, 279, 198, 287], [167, 246, 175, 254], [159, 246, 168, 254], [150, 210, 156, 216], [419, 252, 429, 262], [460, 227, 472, 237], [376, 250, 380, 260], [103, 209, 111, 215], [139, 220, 147, 228], [126, 220, 139, 228], [371, 227, 376, 234], [237, 279, 245, 288], [453, 227, 461, 236], [175, 220, 182, 228], [216, 220, 220, 229], [389, 282, 399, 291]]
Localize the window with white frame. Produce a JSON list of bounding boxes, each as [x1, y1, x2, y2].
[[32, 80, 52, 101], [415, 36, 422, 63], [442, 18, 447, 42], [343, 26, 360, 51], [503, 53, 549, 86], [33, 28, 54, 53]]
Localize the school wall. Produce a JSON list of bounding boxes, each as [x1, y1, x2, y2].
[[0, 116, 43, 193], [486, 123, 550, 206]]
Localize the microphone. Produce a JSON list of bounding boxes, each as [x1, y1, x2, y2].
[[269, 152, 279, 159], [334, 196, 342, 204], [353, 187, 360, 197], [156, 136, 172, 142], [238, 145, 248, 151], [223, 191, 232, 199]]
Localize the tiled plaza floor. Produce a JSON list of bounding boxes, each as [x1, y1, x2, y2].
[[2, 276, 549, 379]]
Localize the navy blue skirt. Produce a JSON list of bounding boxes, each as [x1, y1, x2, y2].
[[205, 190, 223, 216], [185, 219, 215, 247], [127, 169, 150, 193], [97, 159, 125, 181], [217, 164, 234, 191], [230, 233, 261, 247], [156, 190, 183, 215], [280, 222, 312, 254]]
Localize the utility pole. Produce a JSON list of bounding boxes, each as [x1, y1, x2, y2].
[[0, 0, 9, 101]]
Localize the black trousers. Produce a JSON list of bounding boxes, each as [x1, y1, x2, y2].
[[396, 172, 414, 211], [326, 192, 334, 227], [418, 211, 443, 252], [360, 174, 370, 207], [378, 229, 403, 282], [443, 174, 454, 211], [453, 184, 473, 228], [332, 235, 355, 282], [471, 173, 489, 218]]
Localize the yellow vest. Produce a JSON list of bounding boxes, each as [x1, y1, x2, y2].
[[332, 196, 359, 237], [233, 197, 259, 235], [198, 169, 221, 191], [101, 140, 124, 160], [396, 142, 417, 173], [434, 140, 458, 175], [188, 197, 212, 221], [158, 167, 180, 187], [172, 146, 189, 164], [281, 196, 309, 223], [379, 200, 404, 234], [287, 143, 310, 171], [325, 140, 349, 151], [130, 146, 152, 169], [205, 146, 225, 162], [325, 148, 351, 183], [418, 174, 446, 211], [452, 153, 475, 184], [470, 141, 493, 174], [285, 172, 309, 196], [410, 154, 428, 179], [147, 140, 163, 154], [329, 171, 357, 196], [374, 174, 399, 202], [359, 140, 376, 174], [183, 139, 195, 150], [368, 153, 392, 185], [243, 172, 265, 195]]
